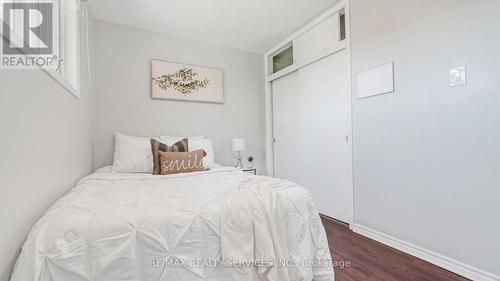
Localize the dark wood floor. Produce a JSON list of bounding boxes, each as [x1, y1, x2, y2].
[[321, 217, 471, 281]]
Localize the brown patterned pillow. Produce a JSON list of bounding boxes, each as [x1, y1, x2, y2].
[[151, 138, 189, 175], [159, 149, 207, 175]]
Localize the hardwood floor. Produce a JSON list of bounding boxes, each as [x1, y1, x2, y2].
[[321, 217, 471, 281]]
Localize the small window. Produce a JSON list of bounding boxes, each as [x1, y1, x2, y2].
[[339, 10, 346, 41], [272, 46, 293, 74], [0, 0, 83, 97], [59, 0, 81, 94]]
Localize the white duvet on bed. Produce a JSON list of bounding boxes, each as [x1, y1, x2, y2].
[[10, 167, 334, 281]]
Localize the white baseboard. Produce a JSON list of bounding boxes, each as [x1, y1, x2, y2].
[[351, 223, 500, 281]]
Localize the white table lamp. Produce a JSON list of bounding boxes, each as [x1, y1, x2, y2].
[[232, 138, 245, 168]]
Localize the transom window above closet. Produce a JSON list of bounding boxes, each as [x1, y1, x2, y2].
[[266, 7, 348, 80]]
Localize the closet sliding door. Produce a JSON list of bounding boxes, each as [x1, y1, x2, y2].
[[272, 71, 306, 185], [272, 49, 352, 223]]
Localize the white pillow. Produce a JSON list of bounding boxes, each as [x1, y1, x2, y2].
[[95, 166, 112, 174], [160, 135, 204, 146], [189, 139, 216, 169], [112, 132, 156, 173]]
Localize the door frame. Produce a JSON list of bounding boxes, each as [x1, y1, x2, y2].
[[263, 0, 354, 225]]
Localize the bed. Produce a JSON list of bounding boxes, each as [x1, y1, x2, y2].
[[10, 166, 335, 281]]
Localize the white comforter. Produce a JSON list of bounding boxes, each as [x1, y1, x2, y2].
[[10, 167, 334, 281]]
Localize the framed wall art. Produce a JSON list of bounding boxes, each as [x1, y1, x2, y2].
[[151, 59, 224, 103]]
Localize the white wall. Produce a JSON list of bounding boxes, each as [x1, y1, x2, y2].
[[350, 0, 500, 277], [0, 43, 94, 281], [92, 20, 265, 172]]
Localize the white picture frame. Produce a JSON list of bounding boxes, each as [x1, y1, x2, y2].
[[356, 62, 394, 99], [151, 59, 224, 103]]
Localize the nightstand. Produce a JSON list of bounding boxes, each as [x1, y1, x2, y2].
[[241, 168, 257, 175]]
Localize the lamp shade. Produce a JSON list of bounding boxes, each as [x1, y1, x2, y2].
[[232, 138, 246, 151]]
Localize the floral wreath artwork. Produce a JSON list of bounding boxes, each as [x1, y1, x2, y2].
[[152, 68, 210, 96], [151, 60, 224, 103]]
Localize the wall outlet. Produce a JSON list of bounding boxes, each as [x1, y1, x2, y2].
[[450, 66, 466, 87]]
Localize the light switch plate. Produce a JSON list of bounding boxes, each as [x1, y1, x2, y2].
[[450, 66, 466, 87]]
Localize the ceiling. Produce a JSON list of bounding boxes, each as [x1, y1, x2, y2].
[[89, 0, 340, 54]]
